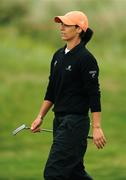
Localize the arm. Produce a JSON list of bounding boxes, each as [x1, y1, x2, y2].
[[31, 56, 55, 132], [31, 100, 53, 132], [81, 54, 106, 148]]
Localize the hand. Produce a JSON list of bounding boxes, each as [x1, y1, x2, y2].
[[93, 127, 106, 149], [31, 116, 43, 133]]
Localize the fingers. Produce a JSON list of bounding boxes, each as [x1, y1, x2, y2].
[[31, 127, 41, 133], [93, 127, 107, 149], [31, 121, 38, 131], [93, 135, 106, 149], [31, 118, 42, 133]]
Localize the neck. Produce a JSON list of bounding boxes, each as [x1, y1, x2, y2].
[[66, 37, 81, 50]]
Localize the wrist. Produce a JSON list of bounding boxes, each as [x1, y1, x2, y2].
[[37, 114, 44, 120], [92, 125, 101, 129]]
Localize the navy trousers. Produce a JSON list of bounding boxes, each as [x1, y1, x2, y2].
[[44, 114, 93, 180]]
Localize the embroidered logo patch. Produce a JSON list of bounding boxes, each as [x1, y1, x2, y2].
[[54, 61, 58, 67], [66, 65, 72, 71], [89, 70, 97, 78]]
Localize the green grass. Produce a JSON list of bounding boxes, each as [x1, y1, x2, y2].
[[0, 28, 126, 180]]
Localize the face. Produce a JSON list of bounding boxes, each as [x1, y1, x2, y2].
[[59, 23, 82, 41]]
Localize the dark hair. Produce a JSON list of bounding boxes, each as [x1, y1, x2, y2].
[[80, 28, 93, 45]]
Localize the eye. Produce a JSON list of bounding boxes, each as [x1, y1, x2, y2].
[[65, 24, 71, 27], [61, 23, 71, 27]]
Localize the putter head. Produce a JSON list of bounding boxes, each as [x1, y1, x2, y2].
[[12, 124, 27, 136]]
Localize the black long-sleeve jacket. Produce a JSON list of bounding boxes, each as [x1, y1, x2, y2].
[[44, 42, 101, 115]]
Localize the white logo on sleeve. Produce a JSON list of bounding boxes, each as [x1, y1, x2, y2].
[[54, 61, 57, 67], [89, 70, 97, 78], [66, 65, 72, 71]]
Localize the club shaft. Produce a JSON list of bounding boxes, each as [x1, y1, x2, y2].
[[87, 136, 93, 139], [41, 128, 53, 133], [26, 127, 53, 133]]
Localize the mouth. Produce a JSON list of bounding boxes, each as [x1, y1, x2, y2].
[[61, 32, 66, 37], [61, 32, 65, 35]]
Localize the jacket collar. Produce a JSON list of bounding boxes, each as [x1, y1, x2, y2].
[[60, 41, 85, 55]]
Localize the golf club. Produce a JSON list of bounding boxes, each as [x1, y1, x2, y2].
[[12, 124, 93, 139]]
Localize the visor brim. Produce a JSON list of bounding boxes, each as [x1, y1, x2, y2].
[[54, 16, 76, 26]]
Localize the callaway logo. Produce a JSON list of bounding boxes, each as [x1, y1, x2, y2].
[[89, 70, 97, 78], [66, 65, 72, 71], [54, 61, 58, 67]]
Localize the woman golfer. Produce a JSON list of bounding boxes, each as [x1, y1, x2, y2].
[[31, 11, 106, 180]]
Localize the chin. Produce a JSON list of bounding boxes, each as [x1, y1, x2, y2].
[[61, 37, 67, 41], [61, 36, 69, 41]]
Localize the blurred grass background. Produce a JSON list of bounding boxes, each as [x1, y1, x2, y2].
[[0, 0, 126, 179]]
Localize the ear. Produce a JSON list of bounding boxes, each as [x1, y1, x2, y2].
[[76, 26, 83, 34]]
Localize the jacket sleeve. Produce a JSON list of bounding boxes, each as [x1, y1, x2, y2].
[[81, 54, 101, 112], [44, 57, 55, 103]]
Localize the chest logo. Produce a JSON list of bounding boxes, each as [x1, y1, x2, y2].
[[66, 65, 72, 71]]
